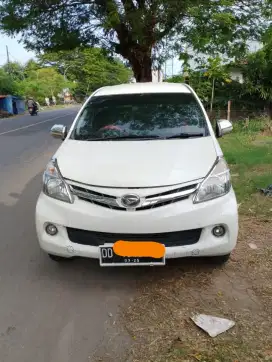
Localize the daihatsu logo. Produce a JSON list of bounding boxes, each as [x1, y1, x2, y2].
[[121, 194, 140, 208]]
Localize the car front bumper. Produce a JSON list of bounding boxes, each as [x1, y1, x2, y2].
[[35, 189, 238, 261]]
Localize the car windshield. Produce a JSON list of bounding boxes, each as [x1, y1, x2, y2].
[[70, 93, 209, 141]]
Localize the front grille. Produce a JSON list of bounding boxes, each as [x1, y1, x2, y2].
[[66, 228, 202, 247], [77, 194, 189, 211], [69, 182, 198, 211]]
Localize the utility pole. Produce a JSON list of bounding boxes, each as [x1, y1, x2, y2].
[[158, 64, 161, 82], [6, 45, 10, 73]]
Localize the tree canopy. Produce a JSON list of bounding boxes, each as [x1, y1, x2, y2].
[[244, 32, 272, 107], [167, 35, 272, 118], [0, 0, 269, 82], [19, 67, 70, 101], [2, 61, 25, 81], [0, 46, 132, 102], [0, 68, 19, 94], [38, 47, 132, 96]]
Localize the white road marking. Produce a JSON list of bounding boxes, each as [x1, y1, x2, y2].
[[0, 112, 76, 136]]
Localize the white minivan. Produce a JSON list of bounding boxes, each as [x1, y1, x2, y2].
[[35, 82, 238, 266]]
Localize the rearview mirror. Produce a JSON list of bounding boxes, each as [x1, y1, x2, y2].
[[50, 124, 67, 140], [216, 119, 233, 138]]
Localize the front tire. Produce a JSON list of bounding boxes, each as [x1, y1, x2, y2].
[[48, 254, 73, 262]]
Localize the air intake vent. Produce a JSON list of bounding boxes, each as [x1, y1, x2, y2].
[[67, 228, 202, 247]]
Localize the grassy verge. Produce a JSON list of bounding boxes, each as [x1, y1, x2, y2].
[[220, 117, 272, 219], [119, 118, 272, 362]]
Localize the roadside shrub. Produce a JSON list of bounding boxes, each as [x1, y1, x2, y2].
[[233, 116, 272, 134]]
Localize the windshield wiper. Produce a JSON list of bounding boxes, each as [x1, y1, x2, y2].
[[83, 135, 162, 141], [166, 132, 204, 139]]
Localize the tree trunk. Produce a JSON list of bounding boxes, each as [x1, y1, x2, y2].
[[128, 49, 152, 82]]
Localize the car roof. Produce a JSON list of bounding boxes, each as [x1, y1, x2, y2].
[[93, 82, 191, 97]]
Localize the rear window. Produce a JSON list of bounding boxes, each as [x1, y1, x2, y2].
[[70, 93, 209, 140]]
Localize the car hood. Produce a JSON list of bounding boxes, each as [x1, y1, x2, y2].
[[55, 137, 217, 188]]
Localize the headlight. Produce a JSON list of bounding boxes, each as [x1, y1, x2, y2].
[[43, 158, 74, 203], [193, 157, 231, 203]]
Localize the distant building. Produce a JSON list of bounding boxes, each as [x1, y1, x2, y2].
[[181, 61, 246, 84], [58, 88, 73, 103], [152, 69, 164, 82], [226, 60, 247, 84], [229, 68, 244, 84]]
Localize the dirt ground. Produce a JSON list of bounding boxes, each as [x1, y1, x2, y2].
[[116, 217, 272, 362]]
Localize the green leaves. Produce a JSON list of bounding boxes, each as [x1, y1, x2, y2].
[[2, 61, 25, 81], [18, 67, 69, 102], [0, 45, 131, 102], [0, 68, 19, 94], [244, 35, 272, 102], [0, 0, 269, 81], [38, 47, 132, 96], [211, 12, 236, 26]]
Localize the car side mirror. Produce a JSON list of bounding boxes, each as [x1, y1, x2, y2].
[[50, 124, 67, 140], [216, 119, 233, 138]]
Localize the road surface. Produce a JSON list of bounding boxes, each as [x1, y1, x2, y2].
[[0, 108, 145, 362]]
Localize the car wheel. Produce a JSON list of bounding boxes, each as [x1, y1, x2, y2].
[[209, 253, 231, 265], [48, 254, 73, 262]]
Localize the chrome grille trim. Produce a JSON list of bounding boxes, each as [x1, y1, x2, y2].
[[139, 187, 197, 206], [68, 182, 198, 211], [70, 186, 120, 208]]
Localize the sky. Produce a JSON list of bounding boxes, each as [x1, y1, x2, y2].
[[0, 34, 35, 66]]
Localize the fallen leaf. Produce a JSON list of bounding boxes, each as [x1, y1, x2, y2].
[[190, 353, 202, 361]]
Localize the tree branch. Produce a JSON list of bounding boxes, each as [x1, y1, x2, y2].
[[135, 0, 145, 9], [121, 0, 136, 13]]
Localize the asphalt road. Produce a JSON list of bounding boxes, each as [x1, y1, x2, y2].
[[0, 108, 147, 362]]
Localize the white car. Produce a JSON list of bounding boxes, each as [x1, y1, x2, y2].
[[35, 82, 238, 266]]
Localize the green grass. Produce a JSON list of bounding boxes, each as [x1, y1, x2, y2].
[[220, 117, 272, 218]]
